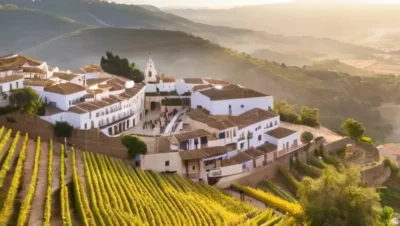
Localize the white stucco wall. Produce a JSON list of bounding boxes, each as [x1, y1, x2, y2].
[[37, 90, 87, 111], [141, 152, 183, 174], [0, 79, 24, 93], [191, 93, 273, 116]]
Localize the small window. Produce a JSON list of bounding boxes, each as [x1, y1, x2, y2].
[[84, 123, 87, 129], [165, 161, 170, 167], [219, 132, 226, 139], [275, 121, 277, 126], [226, 131, 230, 138], [192, 165, 196, 170], [258, 135, 262, 141], [16, 82, 18, 89], [240, 143, 245, 149], [241, 105, 244, 108]]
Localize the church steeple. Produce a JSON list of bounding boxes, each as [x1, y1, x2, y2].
[[144, 55, 157, 83]]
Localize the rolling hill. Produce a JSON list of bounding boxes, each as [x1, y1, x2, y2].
[[0, 8, 86, 55], [0, 0, 384, 66], [166, 2, 400, 51], [0, 8, 398, 143]]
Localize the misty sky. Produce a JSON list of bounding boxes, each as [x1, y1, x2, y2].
[[116, 0, 400, 8]]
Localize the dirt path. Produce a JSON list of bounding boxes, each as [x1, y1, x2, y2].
[[0, 136, 15, 162], [49, 142, 61, 226], [19, 139, 36, 199], [28, 140, 49, 226], [75, 149, 86, 189]]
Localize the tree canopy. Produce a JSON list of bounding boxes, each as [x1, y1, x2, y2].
[[100, 51, 144, 83], [299, 106, 319, 127], [301, 131, 314, 144], [9, 87, 42, 115], [342, 118, 365, 141], [121, 135, 147, 159], [274, 100, 299, 123], [54, 121, 73, 138], [297, 166, 382, 226]]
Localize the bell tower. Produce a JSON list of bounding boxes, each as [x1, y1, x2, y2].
[[144, 56, 157, 83]]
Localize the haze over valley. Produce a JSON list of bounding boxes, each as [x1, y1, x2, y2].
[[1, 0, 400, 144]]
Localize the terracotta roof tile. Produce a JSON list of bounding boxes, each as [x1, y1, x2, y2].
[[227, 108, 278, 129], [183, 78, 205, 84], [86, 78, 112, 87], [221, 152, 253, 166], [207, 119, 236, 130], [257, 143, 277, 153], [243, 147, 265, 158], [266, 127, 297, 139], [0, 55, 43, 71], [200, 84, 268, 100], [23, 79, 56, 87], [173, 129, 212, 142], [22, 67, 46, 74], [203, 78, 230, 85], [44, 83, 86, 95], [192, 84, 213, 92], [179, 146, 228, 160], [0, 75, 24, 83], [53, 72, 78, 81], [80, 64, 103, 73]]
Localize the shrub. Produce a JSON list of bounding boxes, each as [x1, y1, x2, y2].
[[231, 184, 303, 218], [335, 146, 346, 158], [295, 160, 322, 178], [383, 158, 399, 176], [278, 167, 300, 195], [360, 136, 372, 143]]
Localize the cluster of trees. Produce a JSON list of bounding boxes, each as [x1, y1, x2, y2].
[[298, 166, 394, 226], [121, 135, 147, 159], [100, 51, 144, 83], [9, 87, 42, 115], [274, 100, 319, 127]]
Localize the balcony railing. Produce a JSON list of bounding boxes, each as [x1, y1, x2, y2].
[[238, 136, 246, 142]]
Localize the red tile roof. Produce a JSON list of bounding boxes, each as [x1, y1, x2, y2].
[[200, 84, 268, 100]]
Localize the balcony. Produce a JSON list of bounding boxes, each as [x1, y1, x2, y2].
[[238, 136, 246, 142]]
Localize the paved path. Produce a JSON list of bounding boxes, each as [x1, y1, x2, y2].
[[280, 122, 342, 142]]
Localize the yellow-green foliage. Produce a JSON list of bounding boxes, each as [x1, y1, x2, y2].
[[0, 131, 20, 188], [60, 145, 72, 226], [17, 137, 41, 226], [83, 152, 259, 225], [232, 183, 304, 218], [0, 133, 28, 225], [43, 140, 53, 226], [71, 148, 96, 226], [0, 128, 13, 161]]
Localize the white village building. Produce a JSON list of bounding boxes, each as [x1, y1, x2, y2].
[[0, 54, 146, 136], [1, 54, 303, 185]]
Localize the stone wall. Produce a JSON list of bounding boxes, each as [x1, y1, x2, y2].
[[324, 137, 352, 154], [0, 113, 128, 159]]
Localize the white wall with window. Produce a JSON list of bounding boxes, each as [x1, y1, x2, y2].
[[191, 92, 273, 116], [0, 79, 24, 94], [141, 152, 183, 173], [36, 90, 87, 111]]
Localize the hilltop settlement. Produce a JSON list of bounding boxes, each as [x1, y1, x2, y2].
[[0, 54, 367, 186]]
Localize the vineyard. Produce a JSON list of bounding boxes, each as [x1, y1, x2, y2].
[[0, 126, 294, 226]]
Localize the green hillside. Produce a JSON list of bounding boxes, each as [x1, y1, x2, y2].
[[0, 0, 383, 66], [9, 24, 395, 142], [305, 59, 376, 77], [0, 8, 86, 54]]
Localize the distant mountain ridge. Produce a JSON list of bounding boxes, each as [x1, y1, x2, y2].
[[0, 0, 383, 66]]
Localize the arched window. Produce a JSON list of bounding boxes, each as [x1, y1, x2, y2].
[[148, 71, 152, 77]]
